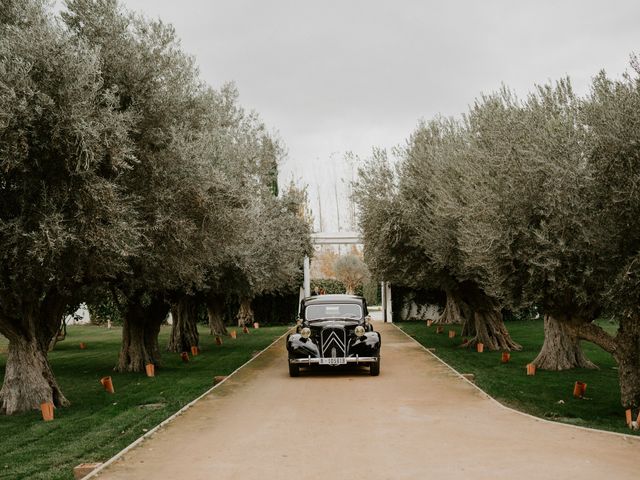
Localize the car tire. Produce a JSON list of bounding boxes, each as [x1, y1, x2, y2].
[[370, 358, 380, 376], [289, 361, 300, 377]]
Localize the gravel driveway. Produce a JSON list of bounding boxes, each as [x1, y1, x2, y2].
[[91, 322, 639, 480]]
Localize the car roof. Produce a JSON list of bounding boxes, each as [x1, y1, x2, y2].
[[303, 294, 364, 305]]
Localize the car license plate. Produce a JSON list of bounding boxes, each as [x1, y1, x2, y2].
[[320, 357, 347, 365]]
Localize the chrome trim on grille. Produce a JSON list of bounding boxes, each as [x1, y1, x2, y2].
[[321, 327, 346, 358]]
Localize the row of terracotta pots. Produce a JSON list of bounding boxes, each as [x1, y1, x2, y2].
[[425, 321, 597, 400], [41, 324, 282, 421]]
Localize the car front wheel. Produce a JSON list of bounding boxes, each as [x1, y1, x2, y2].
[[370, 358, 380, 376], [289, 361, 300, 377]]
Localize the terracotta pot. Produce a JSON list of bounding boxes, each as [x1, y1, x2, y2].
[[426, 320, 433, 327], [100, 376, 114, 394], [181, 352, 190, 363], [573, 381, 587, 398], [526, 363, 536, 376], [448, 330, 456, 338], [476, 343, 484, 353], [191, 345, 199, 356], [215, 336, 223, 346], [501, 352, 510, 363], [145, 363, 155, 377], [230, 330, 237, 339], [79, 342, 87, 350], [253, 322, 260, 329], [40, 402, 54, 422], [436, 326, 444, 334], [242, 326, 249, 334], [625, 409, 632, 426]]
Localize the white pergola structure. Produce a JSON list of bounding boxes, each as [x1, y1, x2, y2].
[[303, 231, 393, 322]]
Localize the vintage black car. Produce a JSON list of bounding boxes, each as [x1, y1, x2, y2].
[[286, 294, 381, 376]]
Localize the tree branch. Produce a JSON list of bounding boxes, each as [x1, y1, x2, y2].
[[110, 286, 125, 314], [566, 321, 617, 354]]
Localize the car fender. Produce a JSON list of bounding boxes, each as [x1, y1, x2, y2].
[[287, 333, 320, 358], [348, 331, 381, 356]]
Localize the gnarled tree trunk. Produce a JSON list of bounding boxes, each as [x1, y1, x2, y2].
[[615, 318, 640, 410], [207, 294, 227, 336], [461, 316, 476, 338], [461, 285, 521, 351], [118, 309, 150, 372], [236, 297, 254, 327], [565, 313, 640, 413], [533, 314, 597, 370], [167, 295, 199, 353], [116, 295, 169, 372], [48, 317, 66, 352], [437, 289, 468, 325], [466, 308, 522, 351], [0, 292, 70, 415], [0, 335, 69, 415]]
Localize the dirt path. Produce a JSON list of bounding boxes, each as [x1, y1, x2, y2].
[[92, 322, 639, 480]]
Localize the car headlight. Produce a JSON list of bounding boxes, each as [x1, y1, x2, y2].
[[355, 325, 365, 337], [300, 327, 311, 339]]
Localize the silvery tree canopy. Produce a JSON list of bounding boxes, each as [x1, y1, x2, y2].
[[357, 119, 522, 351], [0, 0, 141, 413], [356, 60, 640, 410], [0, 0, 311, 414]]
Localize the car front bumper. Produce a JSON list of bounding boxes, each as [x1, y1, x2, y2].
[[289, 356, 378, 365]]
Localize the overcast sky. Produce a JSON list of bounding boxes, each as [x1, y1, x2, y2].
[[105, 1, 640, 231]]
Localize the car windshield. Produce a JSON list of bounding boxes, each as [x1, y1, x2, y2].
[[306, 303, 362, 321]]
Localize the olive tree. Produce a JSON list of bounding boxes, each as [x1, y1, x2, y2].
[[578, 64, 640, 411], [228, 187, 312, 328], [462, 66, 640, 409], [0, 1, 140, 413], [334, 255, 370, 295], [203, 100, 288, 337], [63, 0, 239, 370], [167, 95, 298, 344], [356, 149, 471, 326], [397, 119, 521, 350], [457, 82, 598, 369], [355, 150, 435, 290]]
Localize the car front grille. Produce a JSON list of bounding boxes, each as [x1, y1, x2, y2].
[[320, 327, 347, 358]]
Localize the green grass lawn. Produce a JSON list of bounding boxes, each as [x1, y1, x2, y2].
[[0, 324, 289, 480], [398, 319, 637, 436]]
